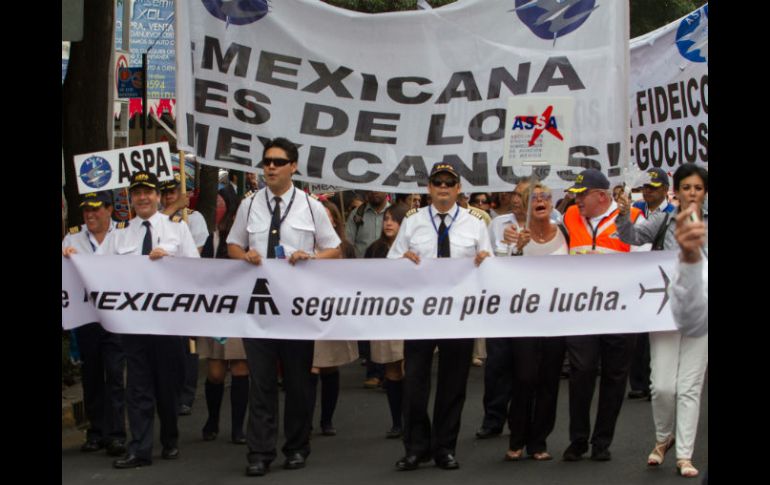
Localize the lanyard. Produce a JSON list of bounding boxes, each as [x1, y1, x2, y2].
[[429, 205, 460, 247], [265, 186, 297, 228]]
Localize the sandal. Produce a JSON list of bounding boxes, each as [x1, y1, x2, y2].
[[647, 436, 675, 466], [677, 459, 699, 478], [531, 451, 552, 461], [504, 449, 524, 461]]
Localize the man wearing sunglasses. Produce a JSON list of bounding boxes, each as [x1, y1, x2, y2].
[[560, 169, 643, 463], [227, 137, 341, 477], [388, 161, 492, 472]]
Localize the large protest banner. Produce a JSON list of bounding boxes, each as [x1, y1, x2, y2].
[[629, 4, 708, 172], [175, 0, 629, 192], [63, 251, 678, 339]]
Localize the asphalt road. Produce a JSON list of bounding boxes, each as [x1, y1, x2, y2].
[[62, 357, 708, 484]]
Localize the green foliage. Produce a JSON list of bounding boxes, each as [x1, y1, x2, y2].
[[322, 0, 418, 13], [630, 0, 707, 38]]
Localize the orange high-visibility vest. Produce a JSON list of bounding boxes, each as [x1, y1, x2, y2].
[[564, 205, 642, 255]]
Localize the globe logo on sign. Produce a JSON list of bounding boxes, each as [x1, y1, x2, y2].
[[676, 4, 707, 63], [512, 0, 598, 45], [79, 156, 112, 189], [201, 0, 270, 27]]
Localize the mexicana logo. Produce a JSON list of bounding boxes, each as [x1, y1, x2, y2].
[[676, 4, 707, 63], [512, 0, 598, 45], [79, 156, 112, 189], [201, 0, 270, 27], [512, 105, 564, 147]]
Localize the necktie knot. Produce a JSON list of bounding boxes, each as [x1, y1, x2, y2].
[[142, 220, 151, 228]]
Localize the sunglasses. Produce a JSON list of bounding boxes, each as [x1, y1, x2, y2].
[[430, 178, 458, 188], [474, 199, 489, 204], [531, 192, 552, 201], [261, 158, 293, 167]]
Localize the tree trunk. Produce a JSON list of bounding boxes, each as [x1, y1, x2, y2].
[[62, 0, 115, 229]]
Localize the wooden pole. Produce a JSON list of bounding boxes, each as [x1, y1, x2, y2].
[[179, 151, 189, 223]]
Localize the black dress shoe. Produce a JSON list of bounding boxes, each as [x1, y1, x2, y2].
[[435, 453, 460, 470], [563, 441, 588, 461], [113, 454, 152, 469], [395, 454, 430, 471], [591, 445, 611, 461], [202, 430, 217, 441], [245, 461, 270, 476], [475, 427, 502, 439], [80, 439, 104, 453], [628, 390, 650, 400], [385, 426, 403, 439], [283, 453, 306, 470], [321, 425, 337, 436], [106, 440, 127, 457], [161, 447, 180, 460], [178, 404, 192, 416], [231, 432, 247, 445]]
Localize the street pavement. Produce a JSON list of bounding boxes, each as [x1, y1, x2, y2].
[[62, 357, 708, 484]]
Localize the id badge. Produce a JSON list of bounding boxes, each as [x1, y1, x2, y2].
[[274, 244, 286, 259]]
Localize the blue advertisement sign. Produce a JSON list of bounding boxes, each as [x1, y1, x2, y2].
[[117, 67, 144, 98], [115, 0, 175, 99]]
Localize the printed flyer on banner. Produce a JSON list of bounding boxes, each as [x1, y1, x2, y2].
[[175, 0, 629, 192], [629, 4, 708, 173], [502, 97, 574, 167], [73, 142, 174, 194]]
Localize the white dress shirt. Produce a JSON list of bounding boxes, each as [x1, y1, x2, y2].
[[388, 203, 493, 260], [98, 211, 200, 258], [227, 186, 340, 256], [669, 258, 708, 338], [62, 221, 118, 254]]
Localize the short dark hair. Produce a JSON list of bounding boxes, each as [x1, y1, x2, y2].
[[673, 164, 708, 192], [262, 137, 299, 162], [470, 192, 490, 204]]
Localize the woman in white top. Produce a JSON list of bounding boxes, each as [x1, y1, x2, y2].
[[500, 183, 567, 461]]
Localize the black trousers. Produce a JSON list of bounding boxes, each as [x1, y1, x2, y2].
[[507, 337, 565, 454], [403, 338, 474, 458], [566, 333, 635, 448], [243, 338, 314, 465], [628, 333, 651, 393], [179, 341, 199, 408], [76, 322, 126, 443], [122, 334, 185, 460], [481, 337, 514, 431]]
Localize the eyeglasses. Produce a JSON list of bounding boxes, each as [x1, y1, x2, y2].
[[261, 158, 293, 167], [430, 178, 458, 188], [531, 192, 552, 201], [474, 199, 489, 204]]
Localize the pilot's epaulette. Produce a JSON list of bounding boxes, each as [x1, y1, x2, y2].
[[243, 190, 255, 200], [467, 207, 485, 220], [171, 214, 183, 223], [116, 221, 129, 229], [68, 225, 81, 235], [184, 208, 194, 216], [405, 208, 418, 218]]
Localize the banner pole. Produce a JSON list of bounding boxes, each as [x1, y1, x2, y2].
[[179, 150, 189, 223]]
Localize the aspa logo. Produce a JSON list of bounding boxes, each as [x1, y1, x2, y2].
[[201, 0, 270, 27], [79, 156, 112, 189], [511, 105, 564, 146], [676, 4, 707, 63], [512, 0, 599, 45]]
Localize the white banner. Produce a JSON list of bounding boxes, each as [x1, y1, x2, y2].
[[63, 251, 678, 339], [73, 142, 174, 194], [629, 4, 708, 174], [175, 0, 629, 193]]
